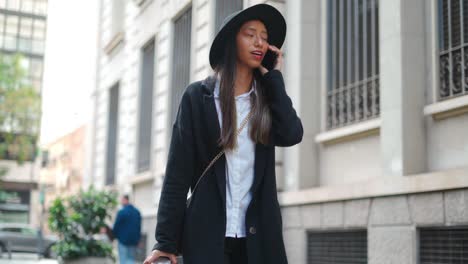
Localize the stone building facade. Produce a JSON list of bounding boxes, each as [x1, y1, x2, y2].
[[90, 0, 468, 263]]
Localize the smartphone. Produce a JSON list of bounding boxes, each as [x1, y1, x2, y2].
[[261, 50, 278, 71]]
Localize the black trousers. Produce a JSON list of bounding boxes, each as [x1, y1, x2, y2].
[[224, 237, 248, 264]]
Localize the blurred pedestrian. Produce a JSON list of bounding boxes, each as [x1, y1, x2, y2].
[[144, 4, 303, 264], [113, 194, 142, 264]]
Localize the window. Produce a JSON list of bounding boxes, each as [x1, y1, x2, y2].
[[137, 39, 155, 172], [0, 132, 36, 161], [6, 15, 18, 35], [19, 18, 33, 38], [2, 227, 22, 233], [0, 14, 5, 34], [327, 0, 380, 130], [170, 7, 192, 124], [4, 35, 16, 49], [30, 58, 43, 79], [6, 0, 20, 11], [215, 0, 243, 31], [41, 150, 49, 167], [32, 78, 41, 92], [32, 39, 44, 54], [105, 83, 120, 186], [33, 0, 48, 16], [307, 230, 367, 264], [33, 19, 46, 40], [21, 0, 35, 14], [419, 226, 468, 263], [18, 37, 32, 52], [438, 0, 468, 100]]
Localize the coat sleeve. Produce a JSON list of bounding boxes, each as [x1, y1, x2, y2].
[[152, 90, 195, 254], [263, 69, 304, 147], [112, 209, 123, 240]]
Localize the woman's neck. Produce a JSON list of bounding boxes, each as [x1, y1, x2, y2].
[[234, 64, 254, 96]]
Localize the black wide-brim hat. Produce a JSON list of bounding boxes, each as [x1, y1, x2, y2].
[[209, 4, 287, 70]]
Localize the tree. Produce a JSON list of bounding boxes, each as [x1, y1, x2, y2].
[[0, 54, 41, 178], [0, 54, 41, 163]]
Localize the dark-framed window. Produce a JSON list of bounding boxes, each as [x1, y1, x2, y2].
[[327, 0, 380, 130], [136, 38, 155, 173], [105, 82, 120, 186], [170, 7, 192, 125], [438, 0, 468, 100], [215, 0, 243, 31]]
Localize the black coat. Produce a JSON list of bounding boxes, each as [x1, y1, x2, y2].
[[152, 69, 303, 264]]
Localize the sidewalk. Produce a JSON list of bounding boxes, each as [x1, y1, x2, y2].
[[0, 253, 58, 264]]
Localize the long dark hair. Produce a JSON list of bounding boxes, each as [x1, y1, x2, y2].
[[214, 27, 272, 150]]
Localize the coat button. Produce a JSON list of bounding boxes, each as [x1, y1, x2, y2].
[[249, 226, 256, 235]]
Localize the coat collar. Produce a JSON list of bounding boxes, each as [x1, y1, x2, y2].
[[200, 76, 267, 204], [200, 75, 220, 154]]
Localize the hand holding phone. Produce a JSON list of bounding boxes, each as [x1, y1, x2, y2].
[[259, 45, 284, 75]]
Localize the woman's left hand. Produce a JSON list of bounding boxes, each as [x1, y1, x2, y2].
[[259, 45, 284, 75]]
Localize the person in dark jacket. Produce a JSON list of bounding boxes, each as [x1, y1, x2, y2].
[[144, 4, 302, 264], [113, 194, 142, 264]]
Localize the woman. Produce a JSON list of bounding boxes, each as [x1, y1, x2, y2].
[[143, 4, 303, 264]]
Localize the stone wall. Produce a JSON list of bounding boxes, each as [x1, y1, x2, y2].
[[282, 189, 468, 264]]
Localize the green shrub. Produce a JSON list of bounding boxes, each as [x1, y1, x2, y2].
[[48, 186, 118, 260]]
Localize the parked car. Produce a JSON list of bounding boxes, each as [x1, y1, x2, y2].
[[0, 223, 57, 258]]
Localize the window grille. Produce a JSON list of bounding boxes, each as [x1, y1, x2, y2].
[[419, 226, 468, 263], [170, 7, 192, 125], [137, 39, 155, 173], [327, 0, 380, 129], [105, 83, 119, 186], [438, 0, 468, 100], [307, 230, 367, 264]]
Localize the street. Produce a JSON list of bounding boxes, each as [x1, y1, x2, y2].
[[0, 253, 58, 264]]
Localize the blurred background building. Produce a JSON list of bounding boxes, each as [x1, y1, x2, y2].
[[0, 0, 48, 225], [39, 125, 86, 234], [88, 0, 468, 263]]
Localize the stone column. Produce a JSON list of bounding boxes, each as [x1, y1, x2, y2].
[[379, 0, 427, 177], [282, 0, 322, 191]]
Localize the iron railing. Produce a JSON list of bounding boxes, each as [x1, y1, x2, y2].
[[327, 0, 380, 129], [439, 0, 468, 100]]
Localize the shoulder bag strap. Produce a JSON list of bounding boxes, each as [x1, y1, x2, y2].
[[189, 109, 254, 198]]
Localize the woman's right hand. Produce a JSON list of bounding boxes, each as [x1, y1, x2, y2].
[[143, 250, 178, 264]]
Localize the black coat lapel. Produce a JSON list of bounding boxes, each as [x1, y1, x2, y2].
[[201, 76, 226, 207]]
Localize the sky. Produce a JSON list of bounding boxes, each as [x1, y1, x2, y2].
[[40, 0, 99, 145]]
